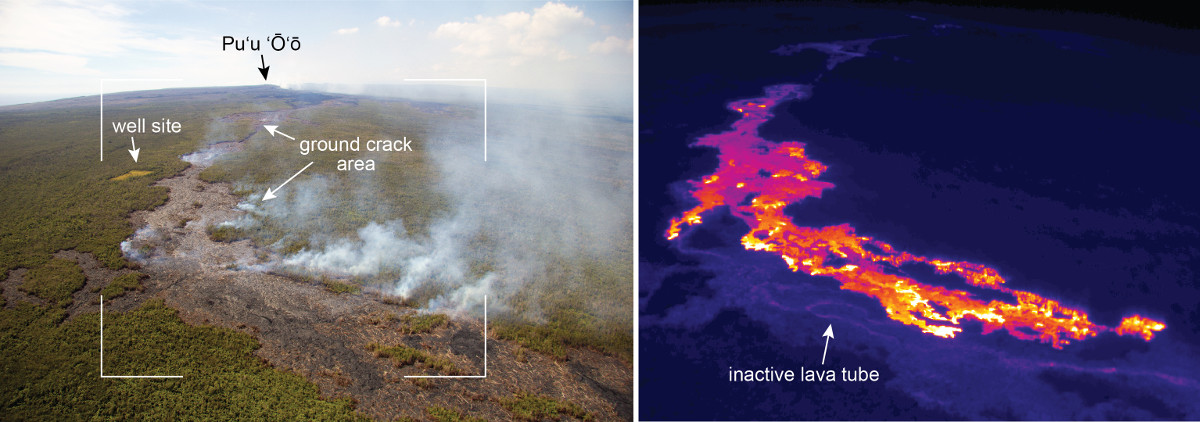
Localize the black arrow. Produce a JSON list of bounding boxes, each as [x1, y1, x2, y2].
[[258, 54, 270, 80]]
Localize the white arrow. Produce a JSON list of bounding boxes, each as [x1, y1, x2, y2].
[[263, 125, 295, 140], [263, 161, 313, 201], [128, 136, 140, 162], [821, 324, 834, 365]]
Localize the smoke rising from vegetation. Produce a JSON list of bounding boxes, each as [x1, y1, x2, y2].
[[233, 90, 631, 321]]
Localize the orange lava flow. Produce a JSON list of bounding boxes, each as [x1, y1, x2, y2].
[[666, 85, 1165, 349]]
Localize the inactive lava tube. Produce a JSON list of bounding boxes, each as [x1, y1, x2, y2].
[[666, 84, 1165, 349]]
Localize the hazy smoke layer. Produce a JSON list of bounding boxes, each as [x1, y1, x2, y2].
[[264, 93, 632, 317], [284, 220, 418, 276]]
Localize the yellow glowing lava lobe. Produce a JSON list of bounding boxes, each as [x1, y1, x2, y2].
[[666, 85, 1166, 349], [1116, 315, 1167, 342]]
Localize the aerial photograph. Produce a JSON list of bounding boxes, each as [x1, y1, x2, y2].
[[1, 1, 632, 420], [8, 0, 1200, 421], [640, 2, 1200, 421]]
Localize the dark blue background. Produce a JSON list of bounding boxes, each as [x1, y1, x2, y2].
[[640, 4, 1200, 420]]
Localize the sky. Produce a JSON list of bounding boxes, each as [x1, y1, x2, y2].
[[0, 0, 633, 106]]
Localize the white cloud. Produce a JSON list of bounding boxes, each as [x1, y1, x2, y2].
[[588, 36, 631, 54], [0, 1, 632, 105], [0, 51, 98, 75], [0, 0, 128, 56], [0, 0, 209, 56], [433, 1, 595, 64], [376, 16, 401, 27], [0, 0, 211, 75]]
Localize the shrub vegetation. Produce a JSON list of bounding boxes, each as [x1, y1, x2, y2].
[[0, 299, 367, 420], [20, 257, 85, 307], [501, 392, 594, 421], [399, 313, 448, 334], [366, 343, 462, 375], [98, 272, 146, 301]]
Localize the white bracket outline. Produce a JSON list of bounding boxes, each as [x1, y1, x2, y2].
[[99, 79, 183, 378], [100, 78, 182, 162], [404, 295, 488, 379], [99, 78, 484, 380], [99, 295, 183, 379], [402, 78, 487, 162]]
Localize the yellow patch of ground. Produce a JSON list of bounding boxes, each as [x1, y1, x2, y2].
[[110, 170, 152, 181]]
